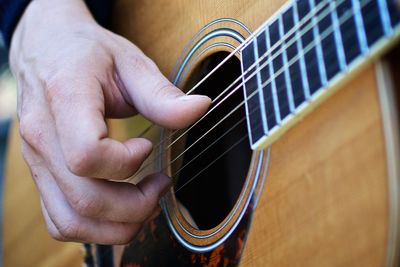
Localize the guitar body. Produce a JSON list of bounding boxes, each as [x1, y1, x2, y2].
[[111, 0, 400, 266], [4, 0, 400, 266]]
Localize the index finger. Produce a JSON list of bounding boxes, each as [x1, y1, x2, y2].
[[46, 75, 151, 180]]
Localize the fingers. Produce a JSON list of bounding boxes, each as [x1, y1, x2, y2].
[[27, 145, 160, 244], [40, 200, 67, 242], [34, 166, 142, 244], [20, 100, 171, 242], [114, 43, 211, 129], [43, 77, 152, 180], [12, 4, 193, 245], [52, 166, 171, 223], [21, 114, 171, 224], [20, 37, 210, 180]]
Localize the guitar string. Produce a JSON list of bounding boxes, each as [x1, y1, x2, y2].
[[172, 0, 372, 193], [133, 0, 338, 176], [173, 110, 262, 193], [170, 102, 264, 188], [172, 0, 375, 193], [134, 0, 364, 181], [91, 0, 378, 262], [174, 135, 249, 194], [93, 0, 375, 259], [135, 0, 367, 181], [135, 0, 332, 155], [165, 0, 340, 150]]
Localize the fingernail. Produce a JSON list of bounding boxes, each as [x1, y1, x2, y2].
[[178, 94, 211, 102]]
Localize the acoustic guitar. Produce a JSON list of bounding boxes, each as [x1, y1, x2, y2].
[[4, 0, 400, 266]]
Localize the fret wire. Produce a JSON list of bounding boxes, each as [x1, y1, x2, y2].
[[140, 0, 337, 156], [266, 25, 282, 124], [293, 0, 311, 100], [175, 0, 386, 190], [194, 0, 368, 157], [240, 43, 254, 146], [141, 0, 390, 185], [378, 0, 392, 35], [148, 0, 372, 170], [279, 15, 296, 113], [352, 0, 369, 53], [253, 36, 269, 134], [331, 1, 347, 71], [143, 0, 378, 160], [135, 0, 390, 177], [80, 9, 400, 260], [168, 7, 338, 177], [254, 0, 372, 117], [310, 0, 328, 86], [245, 0, 374, 146]]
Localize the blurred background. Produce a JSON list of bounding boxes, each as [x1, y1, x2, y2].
[[0, 37, 79, 267], [0, 36, 16, 267], [0, 41, 13, 174], [0, 38, 82, 267], [0, 38, 16, 185]]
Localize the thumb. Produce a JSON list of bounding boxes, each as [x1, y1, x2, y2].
[[115, 47, 211, 129]]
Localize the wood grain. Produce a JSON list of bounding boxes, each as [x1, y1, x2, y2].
[[3, 121, 83, 267], [3, 0, 396, 266], [112, 1, 392, 266], [240, 65, 389, 267]]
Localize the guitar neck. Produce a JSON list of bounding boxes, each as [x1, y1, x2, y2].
[[241, 0, 400, 150]]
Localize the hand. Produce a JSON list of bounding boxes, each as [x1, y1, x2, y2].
[[10, 0, 210, 244]]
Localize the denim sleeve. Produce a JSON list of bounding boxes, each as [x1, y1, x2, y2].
[[0, 0, 31, 47], [0, 0, 113, 48]]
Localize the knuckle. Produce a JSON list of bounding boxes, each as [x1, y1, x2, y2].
[[43, 76, 68, 104], [130, 54, 158, 74], [120, 229, 140, 245], [56, 218, 82, 240], [110, 225, 140, 245], [47, 226, 66, 242], [48, 206, 85, 241], [69, 191, 103, 218], [129, 55, 146, 72], [42, 72, 81, 110], [19, 115, 45, 149], [19, 116, 33, 140], [153, 81, 177, 99], [65, 141, 98, 176]]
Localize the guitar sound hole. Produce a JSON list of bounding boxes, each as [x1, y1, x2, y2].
[[171, 52, 252, 230]]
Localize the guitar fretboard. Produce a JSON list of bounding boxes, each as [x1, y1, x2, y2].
[[241, 0, 400, 150]]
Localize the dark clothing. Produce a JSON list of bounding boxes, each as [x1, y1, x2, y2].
[[0, 0, 31, 46], [0, 0, 112, 47]]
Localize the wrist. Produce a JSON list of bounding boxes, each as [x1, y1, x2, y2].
[[26, 0, 95, 25], [9, 0, 98, 67]]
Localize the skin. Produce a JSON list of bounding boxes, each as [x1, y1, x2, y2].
[[9, 0, 211, 244]]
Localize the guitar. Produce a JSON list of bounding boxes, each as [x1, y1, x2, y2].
[[4, 0, 400, 266]]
